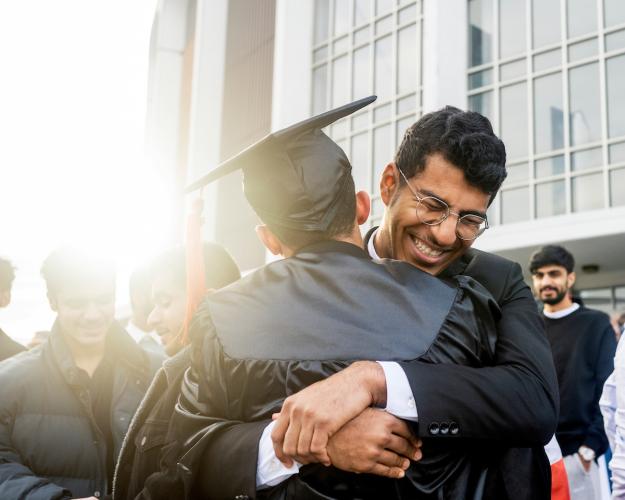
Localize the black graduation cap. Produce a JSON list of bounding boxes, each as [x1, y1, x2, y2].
[[185, 95, 377, 231]]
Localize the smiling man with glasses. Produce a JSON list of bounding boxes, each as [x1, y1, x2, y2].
[[265, 106, 559, 499]]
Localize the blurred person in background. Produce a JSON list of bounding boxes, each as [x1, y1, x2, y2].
[[0, 257, 25, 362], [601, 316, 625, 499], [127, 266, 163, 356], [112, 242, 240, 500], [530, 245, 616, 500], [145, 242, 240, 357], [0, 248, 161, 500]]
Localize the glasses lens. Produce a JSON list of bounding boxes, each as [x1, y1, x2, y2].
[[416, 197, 448, 225], [457, 214, 488, 240]]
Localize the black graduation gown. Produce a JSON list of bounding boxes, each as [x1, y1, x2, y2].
[[171, 240, 504, 499]]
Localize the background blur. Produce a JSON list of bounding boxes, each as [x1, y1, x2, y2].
[[1, 0, 624, 344]]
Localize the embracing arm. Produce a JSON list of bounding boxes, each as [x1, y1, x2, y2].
[[398, 261, 558, 445], [270, 260, 558, 464]]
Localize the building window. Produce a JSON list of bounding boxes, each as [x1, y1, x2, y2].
[[312, 0, 423, 226], [468, 0, 625, 225], [579, 284, 625, 314]]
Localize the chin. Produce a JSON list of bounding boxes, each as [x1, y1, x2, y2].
[[77, 332, 107, 346]]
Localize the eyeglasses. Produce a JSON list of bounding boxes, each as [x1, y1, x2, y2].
[[397, 168, 489, 241]]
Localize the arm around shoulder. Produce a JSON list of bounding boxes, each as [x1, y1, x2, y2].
[[398, 259, 559, 445]]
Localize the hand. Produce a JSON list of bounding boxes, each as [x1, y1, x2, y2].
[[272, 361, 386, 467], [327, 408, 422, 478], [578, 453, 592, 472]]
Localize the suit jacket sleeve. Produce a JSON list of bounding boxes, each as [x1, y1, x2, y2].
[[398, 261, 559, 446]]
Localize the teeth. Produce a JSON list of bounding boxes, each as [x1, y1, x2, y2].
[[413, 238, 442, 258]]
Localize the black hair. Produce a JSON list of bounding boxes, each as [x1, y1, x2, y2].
[[395, 106, 507, 202], [529, 245, 575, 274], [41, 248, 116, 298], [149, 242, 241, 291], [0, 258, 15, 293], [266, 174, 357, 250]]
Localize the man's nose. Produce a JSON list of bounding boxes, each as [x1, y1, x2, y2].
[[147, 307, 160, 329], [430, 216, 458, 248], [83, 301, 103, 320]]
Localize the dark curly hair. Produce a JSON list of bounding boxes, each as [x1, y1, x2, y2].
[[529, 245, 575, 274], [395, 106, 507, 202]]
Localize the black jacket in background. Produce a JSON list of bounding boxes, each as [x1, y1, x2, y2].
[[545, 306, 616, 456], [0, 328, 25, 362], [112, 347, 192, 500], [0, 322, 162, 499]]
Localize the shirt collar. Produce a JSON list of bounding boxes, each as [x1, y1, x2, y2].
[[543, 302, 580, 319], [126, 321, 160, 346], [367, 228, 382, 260]]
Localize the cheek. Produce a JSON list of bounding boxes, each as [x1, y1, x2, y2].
[[165, 299, 187, 332]]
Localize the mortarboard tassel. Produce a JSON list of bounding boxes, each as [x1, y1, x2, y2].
[[181, 193, 207, 344]]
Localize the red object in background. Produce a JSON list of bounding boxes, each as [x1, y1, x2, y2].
[[545, 435, 571, 500]]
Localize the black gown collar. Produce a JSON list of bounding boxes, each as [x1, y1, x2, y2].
[[295, 239, 370, 260]]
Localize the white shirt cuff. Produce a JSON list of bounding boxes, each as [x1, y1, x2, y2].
[[256, 420, 301, 489], [377, 361, 418, 422]]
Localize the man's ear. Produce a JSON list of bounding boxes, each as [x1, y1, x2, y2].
[[0, 290, 10, 308], [255, 225, 284, 256], [355, 190, 371, 225], [380, 162, 400, 206], [567, 271, 576, 289]]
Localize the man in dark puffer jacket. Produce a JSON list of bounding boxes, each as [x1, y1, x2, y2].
[[0, 248, 162, 499]]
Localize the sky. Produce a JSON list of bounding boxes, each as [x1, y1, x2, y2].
[[0, 1, 170, 343]]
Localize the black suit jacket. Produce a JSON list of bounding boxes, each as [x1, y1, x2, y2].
[[181, 233, 559, 499]]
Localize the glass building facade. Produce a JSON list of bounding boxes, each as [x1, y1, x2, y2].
[[468, 0, 625, 226], [311, 0, 423, 224]]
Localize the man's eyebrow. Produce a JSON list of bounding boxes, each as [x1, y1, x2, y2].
[[418, 188, 488, 218]]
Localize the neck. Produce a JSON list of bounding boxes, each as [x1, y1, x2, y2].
[[543, 296, 574, 314], [373, 223, 391, 258], [339, 225, 364, 248], [64, 334, 106, 377]]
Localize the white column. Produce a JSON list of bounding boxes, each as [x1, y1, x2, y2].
[[145, 0, 189, 180], [422, 0, 468, 112], [185, 0, 229, 239], [272, 0, 314, 129]]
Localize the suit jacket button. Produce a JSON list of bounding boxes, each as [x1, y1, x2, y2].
[[449, 421, 459, 435], [428, 422, 440, 435], [440, 422, 450, 435], [177, 463, 191, 475]]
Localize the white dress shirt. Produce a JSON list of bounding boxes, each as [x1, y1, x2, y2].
[[601, 339, 625, 498], [256, 228, 419, 488], [126, 321, 164, 353]]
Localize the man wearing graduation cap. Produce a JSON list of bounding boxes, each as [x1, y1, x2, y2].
[[165, 96, 557, 499]]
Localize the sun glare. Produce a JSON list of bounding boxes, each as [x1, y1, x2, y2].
[[0, 0, 164, 343]]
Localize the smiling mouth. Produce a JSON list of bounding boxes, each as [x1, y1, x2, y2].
[[411, 236, 444, 258]]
